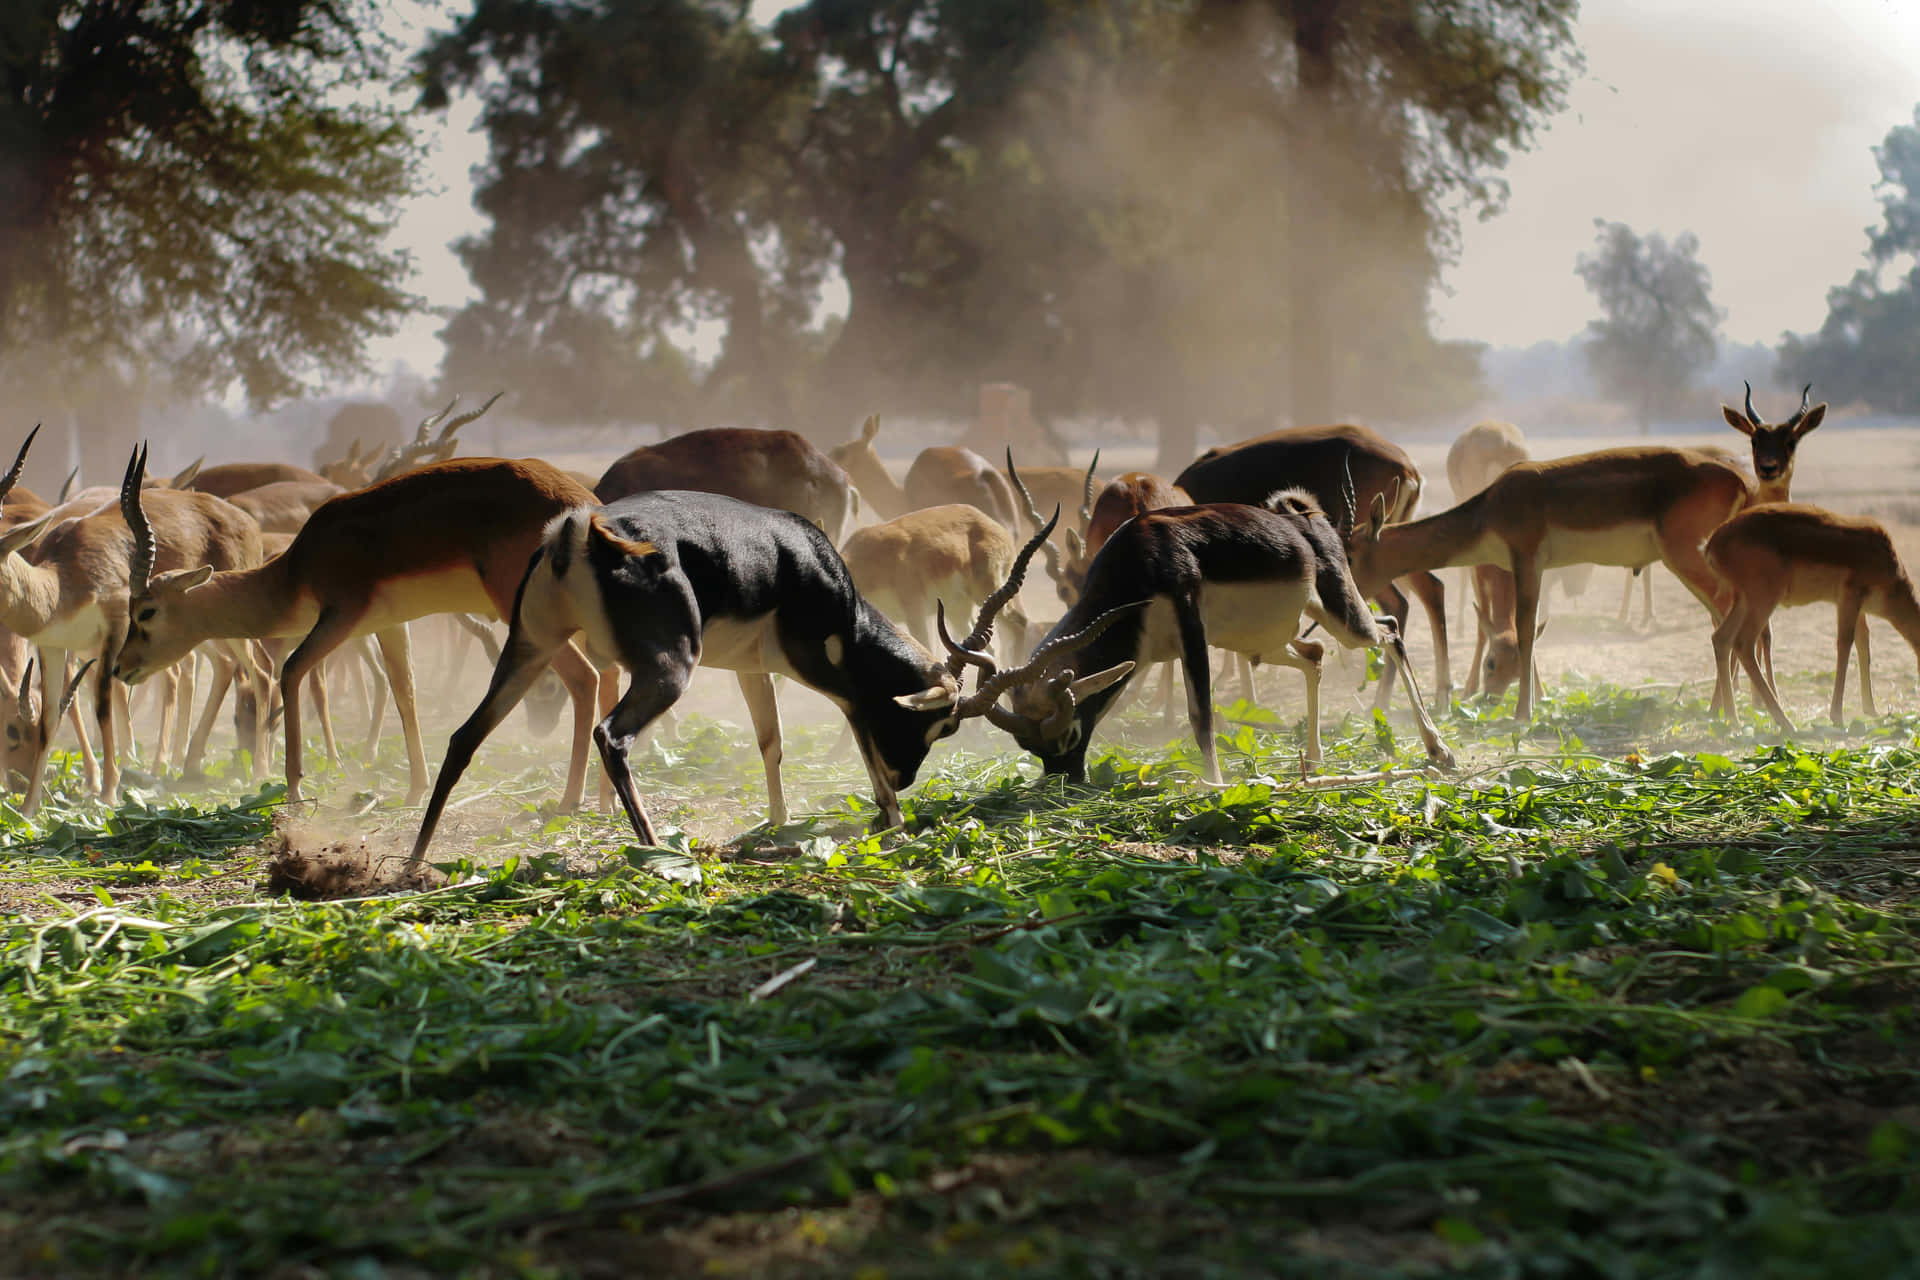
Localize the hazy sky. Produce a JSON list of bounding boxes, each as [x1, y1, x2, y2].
[[371, 0, 1920, 378]]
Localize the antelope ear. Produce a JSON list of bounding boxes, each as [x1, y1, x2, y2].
[[1793, 403, 1827, 438], [1068, 661, 1134, 699], [894, 684, 958, 712], [860, 413, 880, 443], [1366, 492, 1389, 540], [150, 564, 215, 595], [0, 509, 59, 555], [1721, 406, 1755, 436]]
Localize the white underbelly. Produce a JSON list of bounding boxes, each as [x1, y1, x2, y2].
[[699, 613, 797, 678], [35, 604, 111, 652], [1538, 525, 1663, 571], [1138, 580, 1314, 664]]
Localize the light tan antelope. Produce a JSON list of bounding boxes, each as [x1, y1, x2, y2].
[[828, 416, 1018, 529], [1347, 446, 1755, 721], [191, 462, 331, 500], [113, 453, 604, 810], [1704, 503, 1918, 731], [0, 437, 267, 810], [224, 481, 346, 535], [839, 505, 1032, 663], [1175, 423, 1452, 709]]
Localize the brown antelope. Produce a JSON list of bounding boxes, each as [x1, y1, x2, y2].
[[839, 505, 1032, 662], [410, 493, 1124, 861], [1175, 423, 1452, 709], [191, 462, 331, 499], [968, 490, 1455, 782], [1724, 382, 1825, 502], [224, 481, 346, 535], [113, 453, 604, 811], [828, 416, 1019, 529], [1346, 446, 1756, 721], [596, 427, 855, 540], [0, 437, 268, 810], [1446, 421, 1536, 699], [1704, 503, 1917, 731]]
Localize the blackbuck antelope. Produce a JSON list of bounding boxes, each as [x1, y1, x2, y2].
[[1724, 382, 1826, 502], [1347, 446, 1755, 721], [0, 437, 267, 809], [410, 492, 1124, 861], [1175, 424, 1452, 708], [969, 493, 1455, 783], [828, 416, 1019, 529], [114, 455, 604, 810], [1704, 503, 1920, 731], [839, 505, 1033, 661], [595, 427, 855, 540]]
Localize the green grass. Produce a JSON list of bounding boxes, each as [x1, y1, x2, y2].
[[2, 681, 1918, 1277]]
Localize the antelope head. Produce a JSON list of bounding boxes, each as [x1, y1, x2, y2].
[[827, 414, 904, 516], [1722, 382, 1825, 495], [4, 656, 95, 792], [116, 444, 214, 685]]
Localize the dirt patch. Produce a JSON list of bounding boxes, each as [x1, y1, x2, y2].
[[262, 815, 443, 899]]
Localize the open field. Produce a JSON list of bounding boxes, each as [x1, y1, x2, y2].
[[3, 425, 1920, 1276]]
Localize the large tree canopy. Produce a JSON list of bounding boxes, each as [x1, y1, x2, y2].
[[423, 0, 1577, 440], [1777, 106, 1920, 415], [1575, 220, 1723, 432], [0, 0, 419, 408]]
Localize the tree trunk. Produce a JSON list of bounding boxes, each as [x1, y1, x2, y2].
[[1287, 2, 1342, 428]]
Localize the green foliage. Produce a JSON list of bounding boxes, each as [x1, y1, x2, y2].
[[2, 684, 1918, 1274], [424, 0, 1577, 434], [1576, 219, 1724, 431], [0, 0, 419, 407], [1777, 105, 1920, 415]]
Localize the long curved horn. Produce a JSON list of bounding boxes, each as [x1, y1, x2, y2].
[[1743, 380, 1761, 427], [937, 599, 998, 676], [120, 443, 157, 594], [956, 600, 1147, 718], [1339, 449, 1358, 538], [0, 425, 42, 512], [17, 655, 34, 719], [57, 465, 77, 503], [415, 397, 456, 443], [1002, 448, 1064, 584], [57, 659, 96, 719], [1078, 450, 1101, 530], [434, 390, 503, 447]]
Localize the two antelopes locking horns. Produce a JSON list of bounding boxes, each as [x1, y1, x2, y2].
[[3, 380, 1896, 860]]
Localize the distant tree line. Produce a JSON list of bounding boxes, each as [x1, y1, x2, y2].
[[420, 0, 1580, 456]]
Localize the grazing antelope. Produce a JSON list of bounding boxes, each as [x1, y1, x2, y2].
[[971, 491, 1453, 782], [595, 427, 855, 540], [839, 505, 1032, 661], [1175, 423, 1452, 708], [410, 492, 1117, 861], [190, 462, 331, 500], [1346, 446, 1755, 721], [113, 453, 604, 811], [1704, 503, 1919, 731], [0, 436, 268, 809], [828, 416, 1019, 529]]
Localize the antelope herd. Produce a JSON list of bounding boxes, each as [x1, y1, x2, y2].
[[1, 379, 1911, 862]]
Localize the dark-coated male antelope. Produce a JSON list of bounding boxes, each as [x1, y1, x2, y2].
[[1705, 502, 1920, 731], [967, 492, 1456, 783], [411, 493, 1122, 861]]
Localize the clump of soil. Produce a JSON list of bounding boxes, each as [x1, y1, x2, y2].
[[262, 815, 444, 900]]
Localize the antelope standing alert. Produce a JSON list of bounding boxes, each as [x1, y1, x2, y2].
[[411, 493, 1124, 861], [1175, 424, 1452, 708], [1346, 447, 1756, 721], [970, 492, 1455, 783], [595, 427, 855, 540], [114, 451, 604, 811], [1704, 503, 1917, 731]]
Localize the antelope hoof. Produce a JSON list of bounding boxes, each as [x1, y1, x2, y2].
[[1426, 743, 1459, 773]]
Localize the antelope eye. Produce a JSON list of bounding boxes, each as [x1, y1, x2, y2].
[[137, 607, 156, 622]]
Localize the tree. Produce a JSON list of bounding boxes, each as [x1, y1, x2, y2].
[[424, 1, 1576, 441], [0, 1, 419, 415], [1777, 106, 1920, 414], [1575, 221, 1723, 432]]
